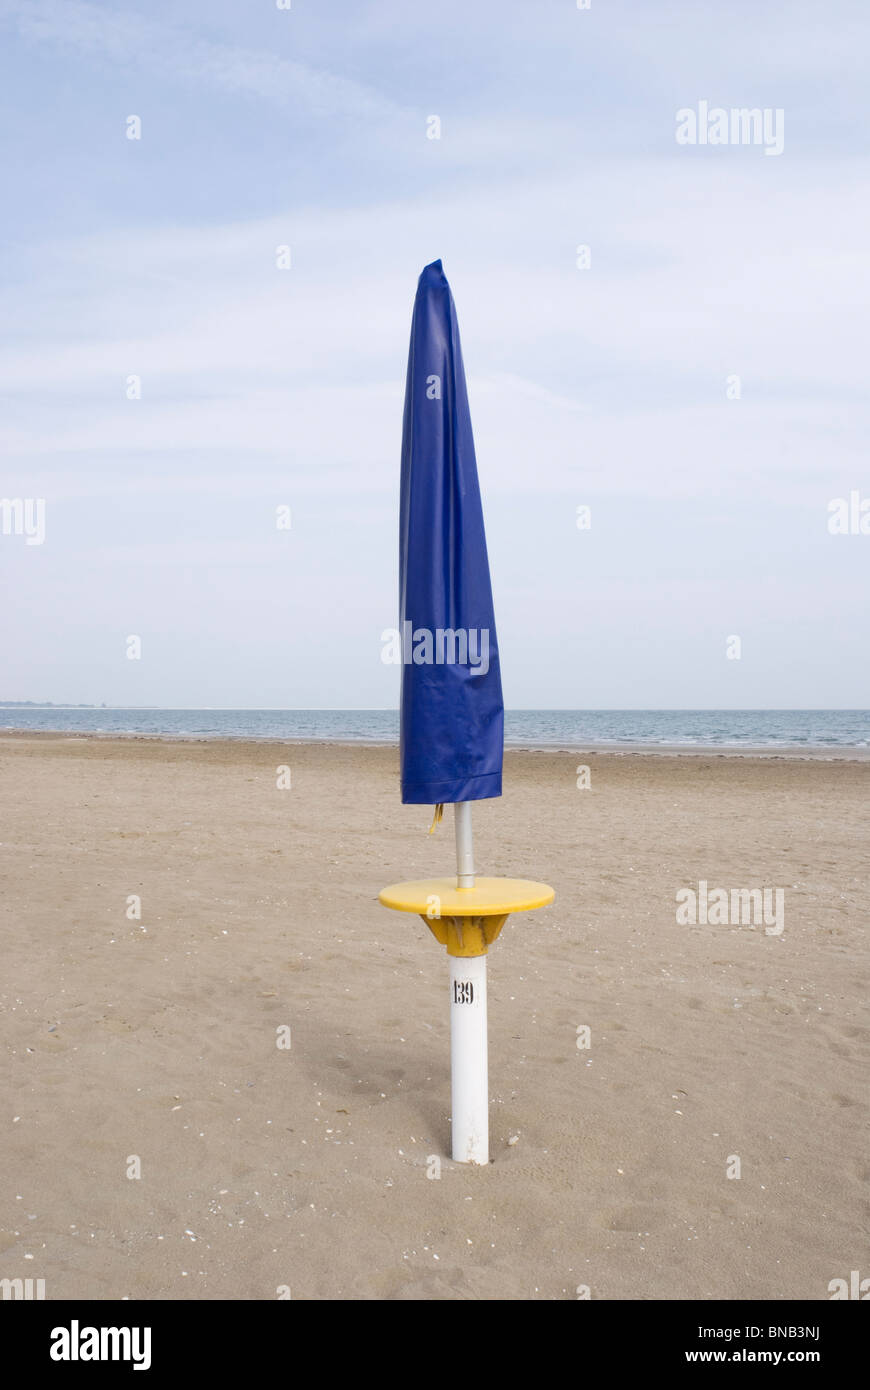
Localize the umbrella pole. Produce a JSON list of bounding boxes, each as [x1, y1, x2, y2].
[[451, 801, 488, 1164], [454, 800, 475, 888]]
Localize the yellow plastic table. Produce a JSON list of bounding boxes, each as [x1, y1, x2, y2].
[[379, 876, 554, 957]]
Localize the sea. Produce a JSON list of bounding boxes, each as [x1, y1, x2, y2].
[[2, 708, 869, 753]]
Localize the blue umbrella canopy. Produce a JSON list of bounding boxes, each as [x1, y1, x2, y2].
[[399, 259, 504, 805]]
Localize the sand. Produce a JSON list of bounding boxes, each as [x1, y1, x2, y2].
[[1, 733, 867, 1300]]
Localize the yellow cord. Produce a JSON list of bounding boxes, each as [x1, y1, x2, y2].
[[428, 803, 444, 834]]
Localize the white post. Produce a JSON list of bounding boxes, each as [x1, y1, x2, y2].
[[450, 953, 488, 1164], [454, 800, 475, 888], [450, 800, 487, 1163]]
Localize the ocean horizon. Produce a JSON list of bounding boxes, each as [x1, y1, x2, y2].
[[2, 707, 869, 751]]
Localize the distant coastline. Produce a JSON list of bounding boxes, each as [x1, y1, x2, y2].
[[1, 708, 868, 755], [0, 701, 107, 708]]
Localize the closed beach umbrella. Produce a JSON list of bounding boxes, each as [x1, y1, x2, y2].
[[381, 260, 553, 1165], [398, 258, 504, 815]]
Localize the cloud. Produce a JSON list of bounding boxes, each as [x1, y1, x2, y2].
[[2, 1, 869, 703], [0, 0, 405, 120], [2, 153, 868, 527]]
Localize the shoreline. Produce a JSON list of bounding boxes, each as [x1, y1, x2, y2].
[[1, 727, 869, 761]]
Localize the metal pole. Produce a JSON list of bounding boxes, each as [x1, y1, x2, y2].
[[454, 800, 475, 888]]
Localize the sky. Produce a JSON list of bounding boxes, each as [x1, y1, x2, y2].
[[1, 0, 867, 709]]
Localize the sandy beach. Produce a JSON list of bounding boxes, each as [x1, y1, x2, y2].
[[1, 733, 867, 1300]]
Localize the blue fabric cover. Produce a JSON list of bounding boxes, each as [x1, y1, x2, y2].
[[399, 260, 504, 805]]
